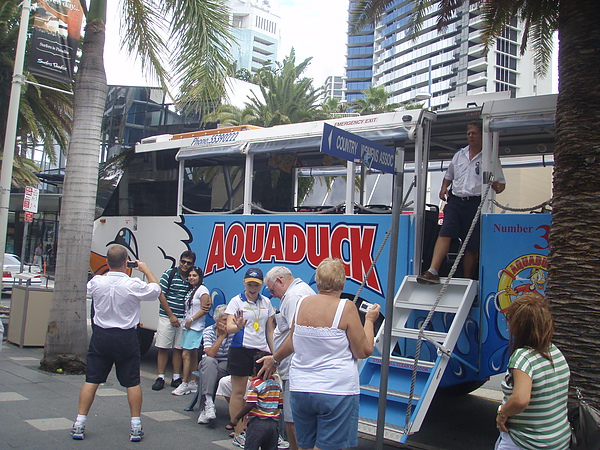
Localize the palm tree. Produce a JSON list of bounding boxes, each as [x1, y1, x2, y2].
[[351, 85, 400, 115], [0, 0, 72, 186], [350, 0, 600, 404], [244, 49, 325, 127], [316, 97, 353, 119], [203, 104, 255, 127], [40, 0, 232, 372]]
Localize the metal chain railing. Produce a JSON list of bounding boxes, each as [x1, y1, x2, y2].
[[490, 198, 552, 213], [352, 178, 417, 303], [181, 204, 243, 214]]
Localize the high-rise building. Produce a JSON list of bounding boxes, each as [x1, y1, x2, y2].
[[228, 0, 281, 73], [345, 1, 553, 109], [324, 75, 345, 101]]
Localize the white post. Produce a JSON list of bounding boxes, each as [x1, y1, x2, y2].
[[345, 161, 355, 214], [0, 0, 32, 292]]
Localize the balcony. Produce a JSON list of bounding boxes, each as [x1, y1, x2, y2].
[[468, 56, 487, 72], [467, 72, 488, 87]]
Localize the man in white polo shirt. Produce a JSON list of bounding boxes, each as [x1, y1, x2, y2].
[[418, 122, 506, 284], [71, 245, 160, 442]]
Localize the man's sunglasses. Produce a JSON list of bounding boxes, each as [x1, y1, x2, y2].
[[180, 260, 194, 266]]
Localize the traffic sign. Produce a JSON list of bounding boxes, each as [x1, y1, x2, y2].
[[320, 123, 396, 173]]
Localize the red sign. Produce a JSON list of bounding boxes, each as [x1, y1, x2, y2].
[[23, 186, 39, 213], [24, 212, 34, 223]]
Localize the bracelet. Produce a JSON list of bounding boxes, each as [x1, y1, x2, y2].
[[497, 404, 507, 418], [272, 356, 280, 367]]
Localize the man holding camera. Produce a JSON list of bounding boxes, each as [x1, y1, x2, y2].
[[71, 245, 160, 442]]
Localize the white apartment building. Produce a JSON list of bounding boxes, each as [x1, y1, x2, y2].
[[346, 1, 553, 109], [228, 0, 281, 73], [324, 75, 345, 101]]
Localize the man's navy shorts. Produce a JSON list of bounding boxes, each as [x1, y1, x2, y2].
[[86, 326, 141, 388], [439, 194, 481, 252]]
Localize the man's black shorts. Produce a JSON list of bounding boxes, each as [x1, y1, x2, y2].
[[86, 326, 141, 388]]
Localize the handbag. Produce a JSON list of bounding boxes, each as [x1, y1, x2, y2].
[[570, 388, 600, 450]]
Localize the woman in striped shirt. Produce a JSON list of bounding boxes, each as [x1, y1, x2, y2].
[[495, 292, 571, 449]]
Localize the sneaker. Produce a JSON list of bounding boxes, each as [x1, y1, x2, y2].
[[70, 423, 85, 440], [416, 271, 440, 285], [232, 432, 246, 448], [278, 436, 290, 449], [152, 377, 165, 391], [130, 425, 144, 442], [205, 404, 216, 421], [171, 377, 183, 388], [188, 380, 198, 393], [172, 382, 191, 396], [197, 408, 210, 424]]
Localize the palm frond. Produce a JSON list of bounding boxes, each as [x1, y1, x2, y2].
[[349, 1, 387, 34], [167, 0, 233, 114], [120, 0, 170, 90]]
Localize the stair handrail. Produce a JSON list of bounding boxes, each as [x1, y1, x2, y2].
[[404, 177, 495, 431]]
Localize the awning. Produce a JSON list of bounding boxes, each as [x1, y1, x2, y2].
[[176, 141, 247, 161]]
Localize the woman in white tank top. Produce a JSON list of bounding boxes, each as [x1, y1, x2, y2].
[[260, 258, 380, 450]]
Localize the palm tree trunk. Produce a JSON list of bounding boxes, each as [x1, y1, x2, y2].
[[41, 18, 107, 372], [548, 0, 600, 406]]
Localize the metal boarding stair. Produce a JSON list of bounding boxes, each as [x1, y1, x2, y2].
[[358, 275, 478, 443]]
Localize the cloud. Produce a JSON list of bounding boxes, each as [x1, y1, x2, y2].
[[273, 0, 348, 86]]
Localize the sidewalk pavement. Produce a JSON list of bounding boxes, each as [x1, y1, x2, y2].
[[0, 342, 413, 450]]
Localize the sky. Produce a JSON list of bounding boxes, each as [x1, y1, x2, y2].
[[104, 1, 557, 93], [104, 0, 349, 88]]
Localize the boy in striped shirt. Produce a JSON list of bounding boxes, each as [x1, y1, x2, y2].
[[229, 351, 283, 450]]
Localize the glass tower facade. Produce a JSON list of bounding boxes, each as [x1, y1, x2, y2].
[[345, 1, 552, 109]]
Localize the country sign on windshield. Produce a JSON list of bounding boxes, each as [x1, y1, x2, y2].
[[320, 123, 396, 173]]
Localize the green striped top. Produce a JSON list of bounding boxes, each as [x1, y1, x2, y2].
[[158, 268, 190, 319], [501, 344, 571, 449]]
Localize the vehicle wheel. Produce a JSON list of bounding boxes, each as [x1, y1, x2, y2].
[[137, 327, 155, 356], [438, 380, 486, 396]]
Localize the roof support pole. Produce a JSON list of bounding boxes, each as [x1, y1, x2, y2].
[[177, 160, 184, 215], [243, 153, 254, 215]]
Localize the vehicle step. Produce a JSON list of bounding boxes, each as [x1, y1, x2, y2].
[[360, 384, 421, 402], [368, 355, 435, 372], [391, 328, 448, 342], [358, 417, 407, 441]]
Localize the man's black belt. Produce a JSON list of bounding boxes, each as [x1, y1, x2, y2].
[[449, 192, 481, 202]]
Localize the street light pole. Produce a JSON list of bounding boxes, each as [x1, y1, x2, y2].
[[0, 0, 32, 291]]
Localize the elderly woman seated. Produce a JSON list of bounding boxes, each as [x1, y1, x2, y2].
[[197, 304, 234, 424]]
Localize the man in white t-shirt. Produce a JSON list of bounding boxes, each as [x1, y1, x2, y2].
[[265, 266, 315, 450]]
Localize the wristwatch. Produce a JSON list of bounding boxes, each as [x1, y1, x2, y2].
[[272, 356, 280, 367]]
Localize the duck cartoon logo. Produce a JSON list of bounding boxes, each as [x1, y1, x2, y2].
[[89, 217, 193, 278], [495, 254, 548, 313]]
